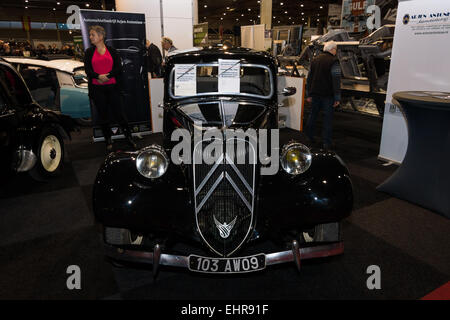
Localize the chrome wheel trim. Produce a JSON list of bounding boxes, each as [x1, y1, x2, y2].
[[40, 135, 62, 172]]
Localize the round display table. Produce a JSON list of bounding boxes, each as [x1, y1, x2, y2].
[[377, 91, 450, 218]]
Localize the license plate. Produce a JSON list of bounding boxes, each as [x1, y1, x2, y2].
[[188, 253, 266, 274]]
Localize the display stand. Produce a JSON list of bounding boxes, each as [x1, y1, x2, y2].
[[377, 91, 450, 218]]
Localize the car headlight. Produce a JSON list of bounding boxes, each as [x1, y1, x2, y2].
[[136, 145, 169, 179], [280, 143, 312, 175]]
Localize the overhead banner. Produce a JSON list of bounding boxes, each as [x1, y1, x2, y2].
[[341, 0, 376, 33], [328, 4, 342, 28], [379, 0, 450, 163], [79, 9, 151, 139], [193, 22, 208, 46]]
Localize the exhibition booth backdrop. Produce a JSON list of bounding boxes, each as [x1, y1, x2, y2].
[[79, 9, 151, 139], [379, 0, 450, 163]]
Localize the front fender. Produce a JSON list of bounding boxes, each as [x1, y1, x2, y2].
[[259, 150, 353, 230], [93, 150, 192, 236]]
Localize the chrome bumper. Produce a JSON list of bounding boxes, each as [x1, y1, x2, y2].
[[104, 241, 344, 273]]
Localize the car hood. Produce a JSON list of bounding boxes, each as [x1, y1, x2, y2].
[[174, 99, 273, 131]]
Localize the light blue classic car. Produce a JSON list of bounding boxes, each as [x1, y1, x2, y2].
[[4, 56, 91, 125]]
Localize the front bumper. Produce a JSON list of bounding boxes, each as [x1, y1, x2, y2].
[[104, 241, 344, 274]]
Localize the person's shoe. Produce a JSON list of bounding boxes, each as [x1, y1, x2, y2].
[[125, 135, 137, 149]]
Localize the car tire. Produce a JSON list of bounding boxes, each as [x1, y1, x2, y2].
[[302, 222, 341, 243], [29, 127, 64, 181], [104, 227, 143, 246]]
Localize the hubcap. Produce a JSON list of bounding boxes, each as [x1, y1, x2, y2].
[[40, 135, 62, 172]]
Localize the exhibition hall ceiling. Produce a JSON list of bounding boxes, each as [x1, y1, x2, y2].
[[198, 0, 342, 28], [0, 0, 341, 27]]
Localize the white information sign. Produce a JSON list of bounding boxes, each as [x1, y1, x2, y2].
[[218, 59, 240, 94], [174, 64, 197, 96]]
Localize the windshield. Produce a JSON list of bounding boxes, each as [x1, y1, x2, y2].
[[170, 62, 273, 99]]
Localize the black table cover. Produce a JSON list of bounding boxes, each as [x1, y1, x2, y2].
[[377, 91, 450, 218]]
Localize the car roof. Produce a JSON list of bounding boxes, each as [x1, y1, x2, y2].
[[167, 46, 276, 66], [2, 57, 84, 73]]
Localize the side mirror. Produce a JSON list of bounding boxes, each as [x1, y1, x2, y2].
[[281, 87, 296, 96]]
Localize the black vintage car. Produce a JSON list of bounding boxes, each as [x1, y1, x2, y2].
[[0, 59, 75, 180], [93, 47, 353, 275]]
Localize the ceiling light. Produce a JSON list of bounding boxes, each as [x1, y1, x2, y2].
[[85, 3, 90, 7], [300, 4, 304, 7], [284, 11, 288, 14], [57, 2, 60, 5], [220, 17, 223, 20], [280, 2, 284, 5], [320, 6, 323, 9], [204, 5, 207, 8], [226, 7, 230, 9], [25, 6, 28, 9], [248, 8, 251, 11]]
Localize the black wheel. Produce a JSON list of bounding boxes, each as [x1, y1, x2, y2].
[[29, 127, 64, 181], [302, 222, 341, 243]]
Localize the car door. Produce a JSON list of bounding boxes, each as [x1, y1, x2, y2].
[[18, 64, 59, 110], [0, 66, 23, 173]]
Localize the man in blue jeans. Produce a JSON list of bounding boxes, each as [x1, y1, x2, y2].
[[305, 41, 341, 150]]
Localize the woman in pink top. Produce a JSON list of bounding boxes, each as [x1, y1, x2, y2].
[[84, 25, 136, 151]]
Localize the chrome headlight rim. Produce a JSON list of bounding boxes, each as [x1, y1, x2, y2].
[[280, 142, 312, 175], [136, 145, 169, 179]]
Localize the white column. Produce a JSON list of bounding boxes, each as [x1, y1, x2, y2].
[[260, 0, 272, 30]]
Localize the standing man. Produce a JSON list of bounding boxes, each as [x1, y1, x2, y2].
[[160, 37, 177, 76], [161, 37, 177, 54], [145, 40, 163, 78], [305, 41, 341, 150]]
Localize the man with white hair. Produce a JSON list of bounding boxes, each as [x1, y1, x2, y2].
[[305, 40, 341, 150]]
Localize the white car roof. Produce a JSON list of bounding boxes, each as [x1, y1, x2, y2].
[[2, 57, 84, 73]]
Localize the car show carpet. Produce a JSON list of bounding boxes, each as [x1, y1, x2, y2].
[[0, 110, 449, 300]]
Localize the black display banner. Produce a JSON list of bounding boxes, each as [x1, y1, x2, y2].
[[79, 9, 151, 139]]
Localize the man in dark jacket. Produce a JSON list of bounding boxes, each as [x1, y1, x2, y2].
[[305, 41, 341, 150], [145, 40, 162, 78]]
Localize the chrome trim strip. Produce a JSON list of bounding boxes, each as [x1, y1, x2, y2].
[[169, 63, 274, 100], [194, 154, 224, 197], [196, 172, 224, 214], [104, 242, 344, 270], [225, 172, 252, 212], [225, 154, 254, 195]]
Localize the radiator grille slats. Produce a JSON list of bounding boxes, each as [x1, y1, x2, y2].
[[193, 136, 256, 257]]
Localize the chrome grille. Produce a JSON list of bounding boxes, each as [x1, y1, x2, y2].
[[194, 136, 256, 257]]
